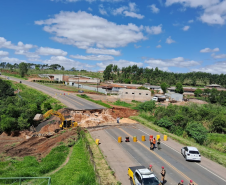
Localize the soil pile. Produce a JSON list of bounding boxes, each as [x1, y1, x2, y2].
[[2, 129, 77, 158]]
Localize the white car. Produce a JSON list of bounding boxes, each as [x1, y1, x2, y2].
[[151, 97, 158, 101], [181, 146, 201, 162]]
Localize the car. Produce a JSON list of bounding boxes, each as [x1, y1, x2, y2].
[[181, 146, 201, 162], [152, 97, 158, 101]]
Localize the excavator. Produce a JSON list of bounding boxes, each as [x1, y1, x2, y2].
[[33, 109, 78, 130]]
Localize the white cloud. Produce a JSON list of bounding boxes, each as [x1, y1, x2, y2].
[[145, 25, 163, 34], [188, 19, 194, 23], [42, 56, 94, 70], [70, 54, 114, 60], [36, 47, 67, 56], [0, 51, 9, 56], [15, 50, 41, 61], [165, 0, 226, 25], [145, 57, 200, 71], [148, 4, 160, 13], [51, 0, 123, 2], [156, 45, 162, 48], [0, 37, 36, 51], [97, 59, 143, 70], [165, 0, 220, 8], [99, 4, 108, 15], [200, 13, 225, 25], [35, 11, 146, 49], [111, 3, 145, 19], [123, 11, 144, 19], [86, 48, 121, 56], [193, 61, 226, 74], [211, 53, 226, 58], [112, 6, 128, 15], [88, 7, 92, 11], [166, 36, 175, 44], [182, 25, 190, 31], [0, 57, 26, 64], [200, 47, 219, 53], [134, 44, 141, 48]]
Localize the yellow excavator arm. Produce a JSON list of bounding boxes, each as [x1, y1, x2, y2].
[[33, 109, 77, 130]]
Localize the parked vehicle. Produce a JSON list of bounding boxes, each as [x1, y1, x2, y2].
[[152, 97, 158, 101], [128, 166, 161, 185], [181, 146, 201, 162]]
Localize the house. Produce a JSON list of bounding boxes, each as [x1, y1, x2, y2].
[[205, 84, 221, 88], [119, 89, 151, 101]]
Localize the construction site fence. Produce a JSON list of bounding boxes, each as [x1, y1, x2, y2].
[[0, 177, 51, 185], [81, 133, 102, 185]]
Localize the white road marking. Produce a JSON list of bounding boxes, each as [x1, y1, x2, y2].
[[138, 128, 226, 182]]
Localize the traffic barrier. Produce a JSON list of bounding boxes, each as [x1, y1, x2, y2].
[[164, 135, 167, 141], [133, 136, 137, 142], [149, 135, 153, 141], [142, 135, 145, 141], [95, 139, 100, 145], [64, 93, 65, 95], [156, 135, 160, 140], [68, 93, 70, 95], [118, 136, 122, 143], [60, 93, 62, 95]]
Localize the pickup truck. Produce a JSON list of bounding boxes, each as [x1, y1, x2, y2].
[[128, 166, 161, 185]]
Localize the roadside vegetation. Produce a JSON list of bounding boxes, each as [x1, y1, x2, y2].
[[77, 94, 112, 108], [0, 79, 65, 133], [112, 100, 141, 109], [131, 101, 226, 167], [0, 144, 69, 180]]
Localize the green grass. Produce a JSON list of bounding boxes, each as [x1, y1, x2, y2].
[[50, 137, 98, 185], [112, 100, 142, 109], [0, 71, 28, 80], [42, 83, 104, 94], [77, 94, 112, 108], [0, 144, 69, 180], [131, 115, 226, 167]]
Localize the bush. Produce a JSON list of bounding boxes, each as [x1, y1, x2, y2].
[[194, 88, 203, 97], [155, 117, 173, 129], [186, 122, 208, 144], [137, 100, 156, 112], [211, 114, 226, 133]]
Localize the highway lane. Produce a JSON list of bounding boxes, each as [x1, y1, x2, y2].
[[105, 125, 226, 185], [1, 76, 105, 110]]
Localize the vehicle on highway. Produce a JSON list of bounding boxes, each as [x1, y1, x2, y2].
[[128, 166, 161, 185], [181, 146, 201, 162]]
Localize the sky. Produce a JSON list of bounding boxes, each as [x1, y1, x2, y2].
[[0, 0, 226, 73]]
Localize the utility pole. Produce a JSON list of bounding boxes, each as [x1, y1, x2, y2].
[[78, 75, 79, 89]]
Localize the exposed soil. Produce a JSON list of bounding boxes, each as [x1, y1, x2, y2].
[[0, 129, 78, 159]]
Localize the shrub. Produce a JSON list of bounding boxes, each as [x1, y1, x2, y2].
[[137, 100, 156, 112], [186, 122, 207, 144], [211, 114, 226, 133], [194, 88, 203, 97], [155, 117, 173, 129]]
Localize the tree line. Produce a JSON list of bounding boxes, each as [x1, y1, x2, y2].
[[103, 64, 226, 87]]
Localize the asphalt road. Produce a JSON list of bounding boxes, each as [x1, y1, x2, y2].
[[105, 125, 226, 185], [1, 75, 105, 110]]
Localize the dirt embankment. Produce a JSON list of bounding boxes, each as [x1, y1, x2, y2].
[[0, 129, 78, 159]]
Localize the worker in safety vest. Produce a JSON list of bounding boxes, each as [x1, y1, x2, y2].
[[178, 180, 184, 185], [153, 138, 156, 149], [188, 180, 194, 185]]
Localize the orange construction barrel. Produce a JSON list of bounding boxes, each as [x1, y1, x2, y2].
[[142, 135, 145, 141], [133, 136, 137, 142], [149, 135, 153, 141]]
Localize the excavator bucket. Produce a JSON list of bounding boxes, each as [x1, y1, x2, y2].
[[33, 114, 43, 121]]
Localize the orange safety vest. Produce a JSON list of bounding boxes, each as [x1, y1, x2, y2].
[[153, 139, 156, 144]]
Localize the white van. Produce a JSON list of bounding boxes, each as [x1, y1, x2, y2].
[[151, 97, 158, 101]]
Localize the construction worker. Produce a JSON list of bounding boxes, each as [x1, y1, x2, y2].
[[153, 138, 156, 149], [157, 138, 161, 150], [150, 138, 153, 150], [178, 180, 184, 185], [160, 166, 166, 184], [117, 117, 120, 124], [148, 164, 153, 172], [188, 180, 194, 185]]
